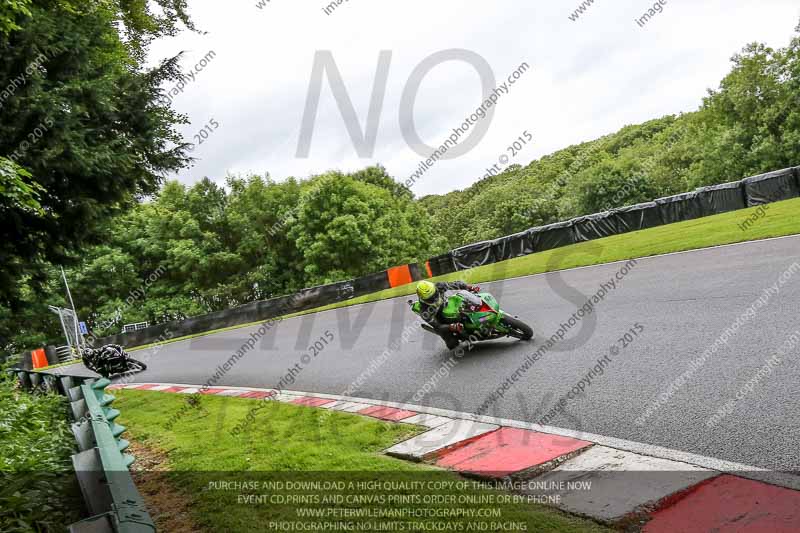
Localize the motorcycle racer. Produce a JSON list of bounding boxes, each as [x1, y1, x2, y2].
[[415, 280, 480, 349]]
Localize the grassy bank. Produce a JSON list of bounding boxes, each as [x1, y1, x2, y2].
[[116, 389, 610, 532], [305, 195, 800, 308], [46, 196, 797, 359], [0, 372, 82, 531]]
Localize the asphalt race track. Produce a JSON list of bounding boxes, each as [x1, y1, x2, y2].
[[65, 236, 800, 470]]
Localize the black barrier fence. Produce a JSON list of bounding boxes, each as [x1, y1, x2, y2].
[[93, 272, 394, 347], [614, 201, 663, 233], [697, 181, 747, 214], [427, 252, 458, 277], [743, 167, 800, 206], [452, 240, 495, 271], [44, 345, 60, 366], [11, 350, 33, 370], [654, 191, 705, 225], [92, 165, 799, 349], [408, 263, 429, 282], [493, 229, 536, 263], [431, 165, 799, 275], [572, 212, 621, 243]]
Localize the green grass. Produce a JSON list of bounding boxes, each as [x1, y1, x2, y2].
[[99, 197, 800, 353], [305, 196, 800, 305], [0, 376, 82, 531], [116, 389, 610, 532]]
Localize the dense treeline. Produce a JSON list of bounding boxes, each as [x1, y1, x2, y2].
[[0, 0, 194, 309], [1, 167, 441, 349], [2, 18, 800, 354], [423, 26, 800, 247], [0, 1, 193, 528]]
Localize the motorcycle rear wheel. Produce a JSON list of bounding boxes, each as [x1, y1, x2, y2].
[[501, 316, 534, 341]]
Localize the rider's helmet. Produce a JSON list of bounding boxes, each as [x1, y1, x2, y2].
[[416, 280, 436, 301]]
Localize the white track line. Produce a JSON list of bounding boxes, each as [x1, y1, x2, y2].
[[125, 382, 800, 491]]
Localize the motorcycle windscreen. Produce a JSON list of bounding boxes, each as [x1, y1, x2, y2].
[[452, 290, 494, 313], [456, 290, 483, 306], [478, 293, 499, 312]]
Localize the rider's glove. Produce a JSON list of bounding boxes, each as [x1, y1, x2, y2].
[[448, 323, 464, 333], [469, 285, 480, 293]]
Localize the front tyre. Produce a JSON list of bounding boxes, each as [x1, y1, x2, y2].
[[444, 336, 460, 350], [501, 316, 534, 341], [126, 358, 147, 373]]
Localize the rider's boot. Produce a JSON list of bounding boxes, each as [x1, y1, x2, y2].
[[443, 323, 464, 350]]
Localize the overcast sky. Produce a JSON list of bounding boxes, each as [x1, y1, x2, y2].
[[149, 0, 800, 197]]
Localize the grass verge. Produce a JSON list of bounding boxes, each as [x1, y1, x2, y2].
[[0, 373, 82, 531], [90, 197, 800, 354], [116, 389, 611, 532]]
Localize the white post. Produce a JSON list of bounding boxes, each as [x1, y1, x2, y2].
[[61, 267, 83, 350]]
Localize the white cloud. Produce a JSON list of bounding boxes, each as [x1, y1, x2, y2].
[[148, 0, 800, 196]]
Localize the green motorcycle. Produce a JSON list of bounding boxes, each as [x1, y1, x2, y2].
[[409, 290, 534, 349]]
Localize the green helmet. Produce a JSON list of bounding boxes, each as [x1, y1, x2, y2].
[[416, 280, 436, 301]]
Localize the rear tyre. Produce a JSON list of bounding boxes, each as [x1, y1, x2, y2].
[[501, 316, 534, 341]]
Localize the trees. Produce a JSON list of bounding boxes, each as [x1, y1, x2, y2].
[[0, 0, 194, 308], [421, 24, 800, 249], [3, 16, 800, 355], [567, 153, 652, 215], [679, 37, 800, 186], [0, 165, 443, 352], [289, 171, 437, 285], [0, 0, 31, 35]]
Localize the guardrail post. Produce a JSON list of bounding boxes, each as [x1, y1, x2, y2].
[[15, 370, 33, 390], [69, 378, 155, 532], [9, 368, 157, 532], [62, 375, 85, 401]]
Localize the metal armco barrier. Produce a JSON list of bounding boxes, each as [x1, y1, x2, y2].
[[11, 369, 156, 533]]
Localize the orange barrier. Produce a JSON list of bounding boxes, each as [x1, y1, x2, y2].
[[425, 261, 433, 278], [31, 348, 48, 369], [387, 265, 414, 288]]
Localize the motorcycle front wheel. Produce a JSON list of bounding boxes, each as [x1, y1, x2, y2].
[[82, 358, 99, 374], [125, 358, 148, 373], [501, 316, 534, 341]]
